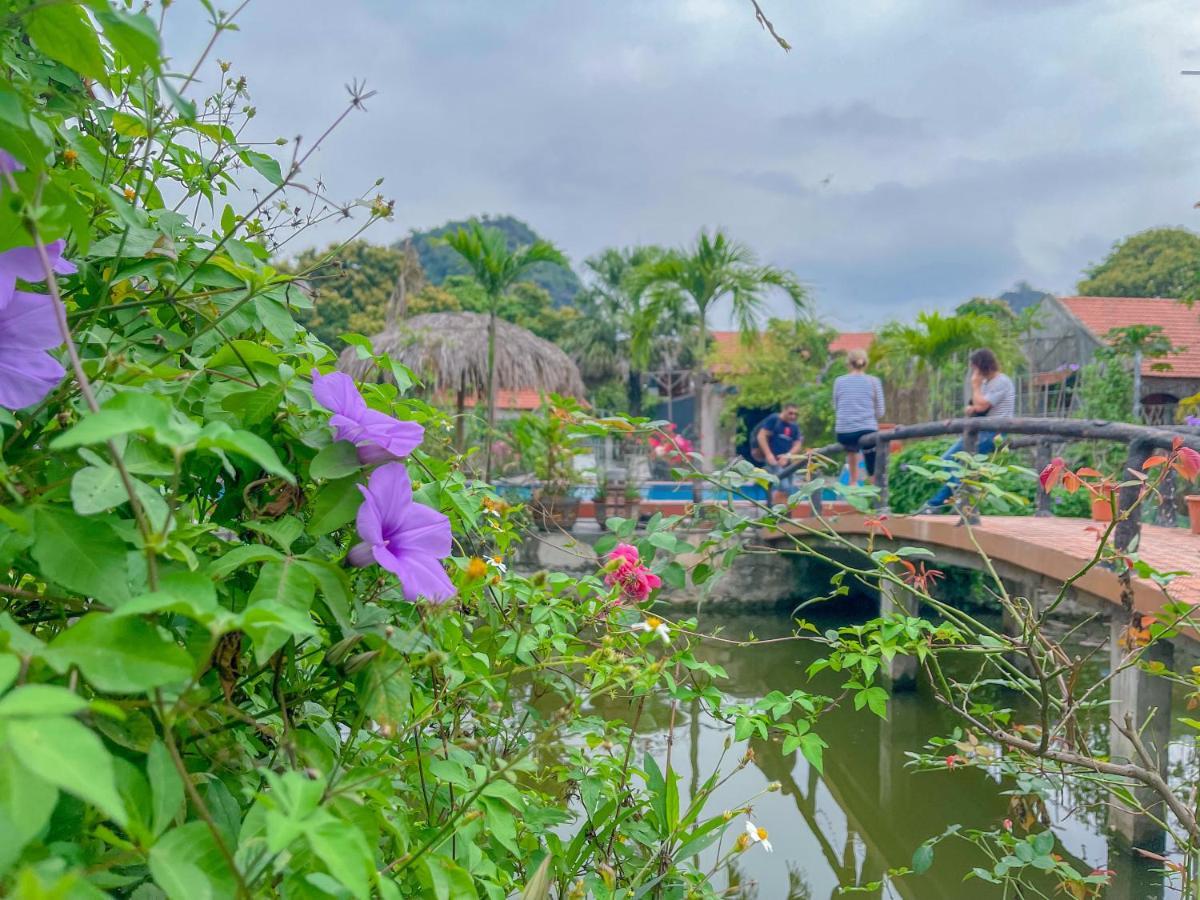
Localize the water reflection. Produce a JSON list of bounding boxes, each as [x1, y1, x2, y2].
[[591, 601, 1178, 899]]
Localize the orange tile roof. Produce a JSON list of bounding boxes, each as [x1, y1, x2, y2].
[[1057, 296, 1200, 377], [829, 332, 874, 354], [461, 389, 547, 410]]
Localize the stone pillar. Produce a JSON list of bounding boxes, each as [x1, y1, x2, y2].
[[1107, 618, 1173, 852], [880, 577, 919, 690]]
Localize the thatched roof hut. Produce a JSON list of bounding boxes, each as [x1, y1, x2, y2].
[[337, 311, 585, 446]]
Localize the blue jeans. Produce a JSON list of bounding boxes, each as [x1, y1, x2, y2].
[[769, 464, 795, 495], [928, 431, 998, 508]]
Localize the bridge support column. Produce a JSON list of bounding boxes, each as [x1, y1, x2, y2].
[[880, 577, 919, 690], [1107, 619, 1172, 852]]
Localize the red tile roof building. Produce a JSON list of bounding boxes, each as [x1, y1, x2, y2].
[[1054, 296, 1200, 377]]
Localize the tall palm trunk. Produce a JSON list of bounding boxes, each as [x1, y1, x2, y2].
[[627, 367, 643, 417], [484, 306, 498, 481]]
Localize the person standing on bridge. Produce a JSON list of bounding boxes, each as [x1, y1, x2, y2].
[[833, 348, 885, 486], [752, 403, 804, 503], [922, 347, 1015, 512]]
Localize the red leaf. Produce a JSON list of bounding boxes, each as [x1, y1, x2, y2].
[[1143, 455, 1169, 470], [1174, 446, 1200, 480], [1039, 457, 1065, 492]]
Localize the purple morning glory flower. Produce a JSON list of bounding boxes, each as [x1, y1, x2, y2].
[[0, 149, 22, 176], [311, 369, 423, 464], [0, 291, 65, 409], [0, 240, 76, 312], [347, 463, 455, 602], [1187, 416, 1200, 427]]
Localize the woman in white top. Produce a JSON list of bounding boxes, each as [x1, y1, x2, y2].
[[832, 349, 885, 486]]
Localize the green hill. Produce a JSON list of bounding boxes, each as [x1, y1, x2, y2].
[[401, 214, 582, 307]]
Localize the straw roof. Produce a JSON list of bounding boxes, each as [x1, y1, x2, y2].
[[337, 311, 585, 398]]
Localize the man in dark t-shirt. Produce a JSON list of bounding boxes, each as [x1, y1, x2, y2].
[[753, 403, 803, 499]]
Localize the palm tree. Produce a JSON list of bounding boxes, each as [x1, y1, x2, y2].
[[872, 311, 1015, 419], [442, 221, 568, 479], [632, 229, 807, 471], [564, 246, 689, 416]]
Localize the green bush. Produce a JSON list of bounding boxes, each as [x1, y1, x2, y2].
[[887, 438, 1086, 517]]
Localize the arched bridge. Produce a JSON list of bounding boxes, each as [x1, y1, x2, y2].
[[770, 415, 1200, 639]]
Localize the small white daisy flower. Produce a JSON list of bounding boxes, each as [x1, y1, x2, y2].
[[745, 820, 773, 853]]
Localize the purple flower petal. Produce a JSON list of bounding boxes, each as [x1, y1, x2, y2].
[[355, 484, 386, 547], [311, 369, 422, 462], [0, 149, 22, 176], [346, 542, 375, 568], [392, 552, 456, 603], [312, 369, 367, 418], [366, 463, 413, 522], [351, 462, 454, 603], [391, 502, 452, 559], [0, 349, 64, 410], [0, 291, 64, 350], [0, 240, 75, 312]]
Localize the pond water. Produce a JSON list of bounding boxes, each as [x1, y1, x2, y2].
[[599, 599, 1193, 899]]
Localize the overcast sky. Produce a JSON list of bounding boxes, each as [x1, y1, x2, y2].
[[166, 0, 1200, 329]]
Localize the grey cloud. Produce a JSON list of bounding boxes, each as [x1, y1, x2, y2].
[[162, 0, 1200, 331], [776, 102, 926, 142]]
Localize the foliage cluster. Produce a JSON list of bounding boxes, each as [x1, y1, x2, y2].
[[0, 7, 819, 898], [1077, 227, 1200, 300]]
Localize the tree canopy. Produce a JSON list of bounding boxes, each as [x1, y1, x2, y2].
[[406, 214, 583, 306], [1077, 227, 1200, 299]]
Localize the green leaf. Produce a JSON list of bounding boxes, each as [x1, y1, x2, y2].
[[310, 441, 363, 481], [114, 572, 220, 624], [307, 476, 362, 535], [32, 507, 130, 605], [0, 752, 57, 874], [196, 423, 294, 484], [149, 821, 237, 900], [911, 843, 934, 875], [47, 613, 193, 693], [0, 684, 88, 719], [148, 740, 183, 838], [207, 544, 283, 579], [8, 715, 126, 825], [243, 516, 303, 552], [1031, 830, 1055, 856], [306, 818, 373, 900], [27, 3, 108, 81], [241, 150, 285, 186], [96, 9, 161, 73], [220, 385, 284, 427], [356, 655, 410, 732], [799, 732, 827, 773], [51, 393, 174, 449], [70, 464, 127, 514], [0, 655, 17, 693], [422, 855, 478, 900]]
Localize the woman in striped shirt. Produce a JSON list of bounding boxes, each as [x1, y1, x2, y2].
[[832, 349, 885, 486]]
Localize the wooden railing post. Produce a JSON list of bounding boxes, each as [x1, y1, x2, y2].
[[874, 434, 890, 512], [1034, 439, 1053, 518], [962, 421, 978, 455], [1114, 440, 1153, 555], [1156, 468, 1177, 528]]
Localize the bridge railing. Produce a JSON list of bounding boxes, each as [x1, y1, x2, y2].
[[778, 416, 1200, 552]]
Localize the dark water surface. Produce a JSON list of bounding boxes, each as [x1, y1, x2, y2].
[[596, 602, 1189, 899]]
